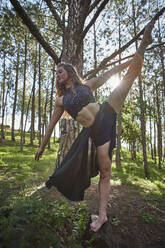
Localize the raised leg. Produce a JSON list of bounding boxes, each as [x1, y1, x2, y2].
[[90, 141, 111, 232], [108, 19, 155, 113]]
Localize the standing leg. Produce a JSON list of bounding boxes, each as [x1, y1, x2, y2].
[[108, 20, 155, 113], [90, 141, 111, 232]]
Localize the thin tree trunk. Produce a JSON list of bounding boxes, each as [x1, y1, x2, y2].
[[93, 22, 98, 100], [155, 80, 162, 169], [158, 18, 165, 97], [20, 36, 27, 152], [24, 90, 32, 136], [48, 62, 55, 149], [149, 100, 154, 160], [53, 128, 56, 143], [153, 102, 157, 165], [132, 141, 136, 160], [30, 43, 37, 145], [163, 108, 165, 161], [0, 52, 6, 142], [132, 0, 149, 179], [38, 44, 42, 146], [163, 100, 165, 160], [116, 16, 122, 168], [43, 88, 49, 137], [3, 85, 9, 137], [11, 47, 20, 141]]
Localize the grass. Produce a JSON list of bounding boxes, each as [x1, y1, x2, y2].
[[0, 130, 58, 204], [0, 131, 165, 247], [92, 148, 165, 205], [0, 131, 92, 248]]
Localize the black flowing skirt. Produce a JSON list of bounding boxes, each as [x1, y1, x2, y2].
[[45, 102, 117, 201]]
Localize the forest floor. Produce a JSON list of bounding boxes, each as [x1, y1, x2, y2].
[[37, 180, 165, 248], [0, 132, 165, 248]]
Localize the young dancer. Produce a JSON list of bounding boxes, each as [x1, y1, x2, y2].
[[35, 20, 155, 232]]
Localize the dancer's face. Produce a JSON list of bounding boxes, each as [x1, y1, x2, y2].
[[56, 66, 70, 84]]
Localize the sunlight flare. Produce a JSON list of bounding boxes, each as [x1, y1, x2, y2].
[[108, 75, 121, 91]]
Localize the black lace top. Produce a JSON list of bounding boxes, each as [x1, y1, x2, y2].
[[63, 84, 96, 119]]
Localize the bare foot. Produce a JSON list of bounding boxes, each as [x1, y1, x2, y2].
[[90, 214, 108, 232]]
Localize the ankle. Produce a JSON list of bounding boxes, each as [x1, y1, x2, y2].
[[98, 213, 107, 220]]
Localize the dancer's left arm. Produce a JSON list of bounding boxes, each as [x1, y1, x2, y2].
[[86, 60, 131, 91]]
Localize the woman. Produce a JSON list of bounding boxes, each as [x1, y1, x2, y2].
[[35, 20, 155, 232]]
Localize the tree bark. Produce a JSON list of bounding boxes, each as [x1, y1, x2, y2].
[[11, 47, 20, 141], [132, 0, 149, 179], [155, 80, 162, 169], [48, 62, 55, 149], [56, 0, 91, 167], [38, 44, 42, 146], [153, 100, 157, 166], [43, 88, 49, 137], [148, 100, 154, 160], [0, 52, 6, 142], [20, 36, 27, 152], [24, 90, 32, 135], [30, 43, 37, 145], [116, 16, 122, 168]]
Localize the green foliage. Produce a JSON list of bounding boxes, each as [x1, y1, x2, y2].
[[0, 197, 88, 248], [111, 148, 165, 198], [0, 131, 89, 247], [138, 209, 156, 224], [0, 130, 59, 203], [1, 132, 165, 247], [111, 217, 120, 226]]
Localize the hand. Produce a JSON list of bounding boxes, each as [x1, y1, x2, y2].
[[35, 148, 44, 161]]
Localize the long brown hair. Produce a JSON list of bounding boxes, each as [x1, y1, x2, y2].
[[56, 63, 84, 96]]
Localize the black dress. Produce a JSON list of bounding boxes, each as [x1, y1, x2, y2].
[[45, 85, 117, 201]]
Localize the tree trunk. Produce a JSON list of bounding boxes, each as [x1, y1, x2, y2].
[[11, 47, 20, 141], [132, 141, 136, 160], [158, 18, 165, 97], [148, 100, 154, 160], [116, 16, 122, 168], [56, 0, 87, 167], [24, 90, 32, 136], [163, 100, 165, 160], [155, 80, 162, 169], [48, 62, 55, 149], [0, 52, 6, 142], [20, 36, 27, 152], [153, 108, 157, 166], [38, 44, 42, 146], [30, 43, 37, 145], [132, 0, 149, 179], [43, 88, 49, 137]]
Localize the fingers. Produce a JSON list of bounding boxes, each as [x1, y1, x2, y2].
[[35, 151, 42, 161], [35, 153, 39, 161]]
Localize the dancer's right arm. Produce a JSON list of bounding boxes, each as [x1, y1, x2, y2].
[[35, 97, 64, 161]]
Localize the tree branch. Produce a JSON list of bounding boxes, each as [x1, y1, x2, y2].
[[84, 42, 165, 79], [88, 0, 102, 14], [43, 0, 65, 31], [107, 42, 165, 66], [84, 7, 165, 79], [81, 0, 109, 40], [10, 0, 60, 64]]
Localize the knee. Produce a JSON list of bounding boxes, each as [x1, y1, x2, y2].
[[100, 164, 111, 180]]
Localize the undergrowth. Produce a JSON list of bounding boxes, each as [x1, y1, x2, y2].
[[0, 197, 89, 248], [0, 132, 165, 247]]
